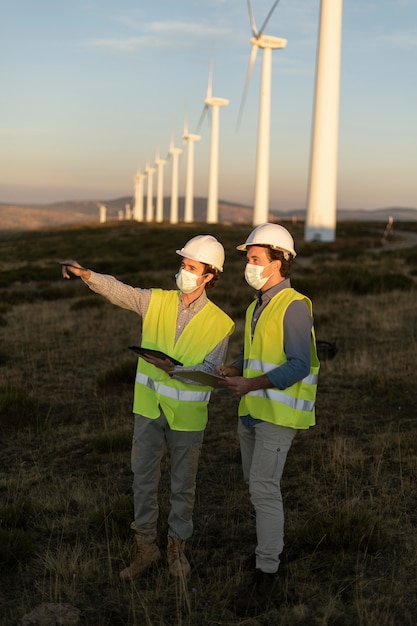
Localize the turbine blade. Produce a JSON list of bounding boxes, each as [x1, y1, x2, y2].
[[236, 44, 258, 131], [258, 0, 281, 38], [206, 61, 213, 100], [197, 105, 209, 132], [166, 135, 174, 159], [247, 0, 258, 37]]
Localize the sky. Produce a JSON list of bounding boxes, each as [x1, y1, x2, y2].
[[1, 0, 416, 211]]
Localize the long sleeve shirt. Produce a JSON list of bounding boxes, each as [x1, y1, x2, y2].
[[84, 271, 229, 373]]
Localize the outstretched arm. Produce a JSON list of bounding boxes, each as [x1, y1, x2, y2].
[[60, 259, 151, 316]]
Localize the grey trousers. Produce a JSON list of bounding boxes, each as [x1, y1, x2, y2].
[[130, 413, 204, 544], [238, 417, 296, 573]]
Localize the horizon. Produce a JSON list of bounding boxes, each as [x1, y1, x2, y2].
[[1, 194, 416, 215]]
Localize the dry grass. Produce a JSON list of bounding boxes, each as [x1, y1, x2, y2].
[[1, 222, 417, 625]]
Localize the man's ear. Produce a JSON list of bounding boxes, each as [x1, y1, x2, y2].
[[274, 259, 282, 273]]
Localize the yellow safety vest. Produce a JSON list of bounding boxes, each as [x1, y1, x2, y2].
[[133, 289, 234, 431], [239, 288, 319, 429]]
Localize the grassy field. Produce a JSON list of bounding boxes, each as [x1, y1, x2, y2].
[[1, 220, 417, 626]]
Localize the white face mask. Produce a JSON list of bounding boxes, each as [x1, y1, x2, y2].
[[175, 269, 204, 294], [244, 262, 274, 290]]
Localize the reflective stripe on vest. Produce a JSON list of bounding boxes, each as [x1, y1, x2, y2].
[[244, 358, 319, 386], [135, 372, 210, 403], [244, 387, 315, 413]]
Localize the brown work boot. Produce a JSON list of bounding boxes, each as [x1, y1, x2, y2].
[[166, 536, 191, 577], [233, 568, 279, 616], [119, 534, 161, 581]]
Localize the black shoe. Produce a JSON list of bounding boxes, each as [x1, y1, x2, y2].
[[234, 568, 279, 616]]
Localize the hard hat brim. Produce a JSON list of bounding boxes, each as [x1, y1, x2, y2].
[[236, 242, 296, 258], [175, 249, 223, 272]]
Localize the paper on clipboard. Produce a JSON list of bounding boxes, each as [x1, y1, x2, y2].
[[171, 368, 226, 388]]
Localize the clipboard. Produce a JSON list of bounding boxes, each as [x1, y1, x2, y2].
[[170, 368, 226, 388], [128, 346, 183, 366]]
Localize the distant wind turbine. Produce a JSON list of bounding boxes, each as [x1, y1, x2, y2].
[[98, 203, 107, 224], [167, 137, 183, 225], [305, 0, 343, 242], [154, 150, 167, 223], [133, 170, 146, 222], [239, 0, 286, 226], [198, 63, 229, 224], [182, 117, 201, 223], [145, 163, 156, 222]]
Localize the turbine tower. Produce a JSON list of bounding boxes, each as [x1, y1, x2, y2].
[[154, 150, 167, 223], [305, 0, 343, 242], [145, 163, 156, 222], [182, 117, 201, 223], [133, 170, 146, 222], [168, 137, 183, 225], [98, 203, 107, 224], [198, 63, 229, 224], [240, 0, 286, 226]]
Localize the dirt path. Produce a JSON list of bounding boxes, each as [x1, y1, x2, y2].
[[379, 228, 417, 251]]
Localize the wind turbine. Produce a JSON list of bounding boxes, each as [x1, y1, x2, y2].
[[145, 163, 156, 222], [133, 169, 146, 222], [198, 63, 229, 224], [98, 203, 107, 224], [239, 0, 286, 226], [182, 117, 201, 223], [305, 0, 343, 242], [154, 150, 167, 223], [167, 136, 183, 225]]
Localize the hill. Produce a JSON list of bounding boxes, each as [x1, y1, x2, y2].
[[0, 196, 416, 232]]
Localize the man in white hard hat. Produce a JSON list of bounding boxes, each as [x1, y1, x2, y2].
[[216, 223, 319, 615], [61, 234, 234, 580]]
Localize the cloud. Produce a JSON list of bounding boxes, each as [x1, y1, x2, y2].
[[148, 20, 230, 38], [380, 31, 417, 48], [84, 36, 181, 53], [84, 18, 232, 54], [0, 128, 46, 136]]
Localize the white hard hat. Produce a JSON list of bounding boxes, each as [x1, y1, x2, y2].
[[176, 235, 225, 272], [236, 223, 297, 259]]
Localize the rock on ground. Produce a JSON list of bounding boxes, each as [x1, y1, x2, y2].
[[19, 603, 81, 626]]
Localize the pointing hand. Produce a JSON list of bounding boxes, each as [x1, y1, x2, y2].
[[60, 260, 90, 280]]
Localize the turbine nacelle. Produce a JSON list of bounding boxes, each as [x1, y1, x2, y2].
[[204, 97, 229, 108], [250, 35, 287, 50], [168, 138, 183, 157], [183, 133, 201, 143]]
